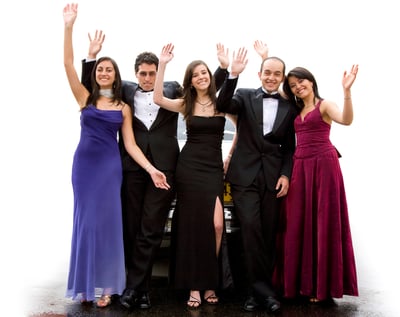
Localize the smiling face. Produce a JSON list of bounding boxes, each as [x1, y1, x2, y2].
[[259, 58, 285, 93], [191, 64, 211, 92], [287, 76, 314, 99], [95, 60, 116, 89], [285, 67, 319, 102]]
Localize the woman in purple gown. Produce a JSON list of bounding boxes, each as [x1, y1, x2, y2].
[[63, 3, 169, 307], [275, 65, 359, 302]]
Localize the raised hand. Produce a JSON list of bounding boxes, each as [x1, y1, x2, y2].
[[230, 47, 248, 77], [253, 40, 269, 60], [216, 43, 229, 69], [63, 3, 78, 27], [342, 64, 359, 90], [159, 43, 175, 64], [87, 30, 105, 59]]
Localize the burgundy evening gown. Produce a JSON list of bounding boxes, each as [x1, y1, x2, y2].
[[274, 100, 358, 301]]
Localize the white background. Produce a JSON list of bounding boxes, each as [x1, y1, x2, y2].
[[1, 0, 399, 315]]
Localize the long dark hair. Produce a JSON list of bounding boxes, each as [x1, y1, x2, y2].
[[85, 56, 123, 108], [181, 60, 217, 121], [283, 67, 322, 110]]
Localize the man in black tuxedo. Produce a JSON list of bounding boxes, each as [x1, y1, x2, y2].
[[81, 32, 229, 310], [216, 56, 298, 313]]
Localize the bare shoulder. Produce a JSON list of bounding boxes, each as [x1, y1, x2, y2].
[[319, 99, 338, 113], [121, 102, 132, 114]]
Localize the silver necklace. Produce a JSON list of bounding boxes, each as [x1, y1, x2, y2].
[[197, 100, 213, 112]]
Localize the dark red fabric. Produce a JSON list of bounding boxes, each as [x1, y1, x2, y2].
[[274, 101, 358, 300]]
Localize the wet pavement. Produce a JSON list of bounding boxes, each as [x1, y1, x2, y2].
[[24, 262, 397, 317], [25, 279, 393, 317]]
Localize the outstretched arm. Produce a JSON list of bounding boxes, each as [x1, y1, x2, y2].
[[121, 106, 170, 190], [325, 64, 359, 125], [63, 3, 89, 109], [153, 43, 184, 113]]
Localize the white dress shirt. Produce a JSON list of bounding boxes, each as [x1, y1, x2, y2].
[[134, 91, 160, 130], [262, 91, 279, 135]]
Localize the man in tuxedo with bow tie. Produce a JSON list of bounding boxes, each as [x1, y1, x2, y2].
[[217, 56, 298, 313], [81, 32, 230, 310]]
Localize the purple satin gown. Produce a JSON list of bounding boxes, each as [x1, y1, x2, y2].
[[66, 105, 125, 301]]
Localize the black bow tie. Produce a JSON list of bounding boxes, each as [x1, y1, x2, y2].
[[262, 92, 280, 99], [138, 87, 153, 93]]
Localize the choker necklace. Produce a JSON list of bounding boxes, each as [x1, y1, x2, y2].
[[100, 89, 114, 98], [196, 99, 213, 112]]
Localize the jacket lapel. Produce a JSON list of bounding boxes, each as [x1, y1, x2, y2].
[[253, 89, 265, 135], [272, 99, 289, 132]]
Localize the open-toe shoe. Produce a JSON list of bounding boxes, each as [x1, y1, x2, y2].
[[187, 295, 201, 309], [97, 295, 112, 308], [204, 292, 219, 305]]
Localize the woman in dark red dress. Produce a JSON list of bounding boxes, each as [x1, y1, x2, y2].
[[275, 65, 359, 302]]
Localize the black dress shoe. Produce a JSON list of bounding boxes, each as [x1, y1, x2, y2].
[[243, 296, 259, 312], [262, 296, 281, 313], [120, 288, 139, 309], [137, 293, 151, 309]]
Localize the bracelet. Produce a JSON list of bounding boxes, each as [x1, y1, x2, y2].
[[344, 96, 351, 100], [144, 163, 152, 172]]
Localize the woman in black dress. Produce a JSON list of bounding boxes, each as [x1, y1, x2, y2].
[[153, 43, 247, 308]]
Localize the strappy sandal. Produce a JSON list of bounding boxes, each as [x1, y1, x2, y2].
[[187, 295, 201, 309], [97, 295, 112, 308], [204, 292, 219, 305]]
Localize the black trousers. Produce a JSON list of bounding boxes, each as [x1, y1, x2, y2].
[[231, 171, 281, 298], [121, 169, 175, 292]]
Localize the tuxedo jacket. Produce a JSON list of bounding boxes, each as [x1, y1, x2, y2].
[[217, 77, 298, 191], [81, 60, 228, 172]]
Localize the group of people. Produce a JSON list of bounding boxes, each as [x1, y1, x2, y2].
[[62, 2, 359, 313]]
